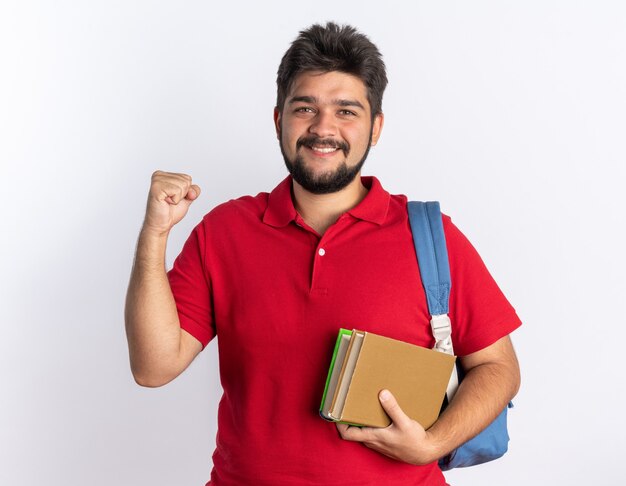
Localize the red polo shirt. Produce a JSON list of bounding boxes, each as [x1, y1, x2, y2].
[[168, 176, 521, 486]]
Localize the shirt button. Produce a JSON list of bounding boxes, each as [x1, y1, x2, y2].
[[318, 248, 326, 256]]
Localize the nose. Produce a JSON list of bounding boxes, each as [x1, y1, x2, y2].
[[308, 110, 337, 138]]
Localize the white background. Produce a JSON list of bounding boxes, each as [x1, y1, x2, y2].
[[1, 1, 624, 485]]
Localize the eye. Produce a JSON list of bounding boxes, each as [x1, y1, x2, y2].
[[339, 109, 357, 116], [295, 106, 315, 114]]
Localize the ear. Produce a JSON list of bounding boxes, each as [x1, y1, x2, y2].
[[273, 107, 281, 140], [370, 113, 384, 146]]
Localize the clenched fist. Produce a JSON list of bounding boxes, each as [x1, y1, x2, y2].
[[142, 170, 201, 236]]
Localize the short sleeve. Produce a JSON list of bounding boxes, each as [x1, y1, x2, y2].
[[167, 221, 215, 349], [444, 216, 522, 356]]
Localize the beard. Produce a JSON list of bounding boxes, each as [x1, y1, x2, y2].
[[280, 131, 373, 195]]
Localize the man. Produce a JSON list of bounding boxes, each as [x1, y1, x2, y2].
[[125, 22, 521, 486]]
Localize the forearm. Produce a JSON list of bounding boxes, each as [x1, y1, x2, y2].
[[426, 344, 521, 460], [125, 228, 183, 386]]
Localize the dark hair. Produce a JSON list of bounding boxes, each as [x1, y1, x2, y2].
[[276, 22, 388, 117]]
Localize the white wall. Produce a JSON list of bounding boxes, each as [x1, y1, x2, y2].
[[1, 1, 624, 484]]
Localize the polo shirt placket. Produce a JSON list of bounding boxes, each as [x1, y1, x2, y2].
[[293, 213, 358, 297]]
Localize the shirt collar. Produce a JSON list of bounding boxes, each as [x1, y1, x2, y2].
[[262, 176, 297, 227], [262, 175, 391, 228]]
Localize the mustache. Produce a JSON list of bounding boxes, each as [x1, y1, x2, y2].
[[296, 136, 349, 154]]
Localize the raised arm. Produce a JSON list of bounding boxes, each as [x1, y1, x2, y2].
[[125, 171, 203, 387]]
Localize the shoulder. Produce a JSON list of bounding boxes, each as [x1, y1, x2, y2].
[[440, 214, 486, 265], [200, 191, 270, 226]]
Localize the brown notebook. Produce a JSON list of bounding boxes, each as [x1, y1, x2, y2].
[[320, 329, 456, 428]]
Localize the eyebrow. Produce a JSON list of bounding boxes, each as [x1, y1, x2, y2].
[[288, 95, 365, 110]]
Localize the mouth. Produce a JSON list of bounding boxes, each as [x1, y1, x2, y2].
[[308, 145, 341, 155], [297, 137, 348, 157]]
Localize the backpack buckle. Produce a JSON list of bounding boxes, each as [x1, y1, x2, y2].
[[431, 314, 454, 354]]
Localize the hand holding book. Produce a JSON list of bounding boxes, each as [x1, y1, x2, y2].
[[336, 389, 440, 466]]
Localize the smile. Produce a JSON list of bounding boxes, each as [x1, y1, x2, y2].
[[296, 136, 349, 157], [309, 146, 340, 154]]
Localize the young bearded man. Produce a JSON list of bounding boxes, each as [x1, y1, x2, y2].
[[125, 22, 521, 486]]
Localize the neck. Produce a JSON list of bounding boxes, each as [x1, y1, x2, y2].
[[292, 176, 368, 235]]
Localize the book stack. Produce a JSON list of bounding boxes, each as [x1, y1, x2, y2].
[[320, 329, 456, 428]]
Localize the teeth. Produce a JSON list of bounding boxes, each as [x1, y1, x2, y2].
[[311, 146, 338, 154]]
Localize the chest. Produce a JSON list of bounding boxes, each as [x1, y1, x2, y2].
[[210, 217, 434, 357]]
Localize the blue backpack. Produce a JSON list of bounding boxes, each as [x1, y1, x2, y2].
[[407, 201, 511, 470]]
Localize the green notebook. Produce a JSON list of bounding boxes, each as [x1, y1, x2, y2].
[[320, 328, 354, 420]]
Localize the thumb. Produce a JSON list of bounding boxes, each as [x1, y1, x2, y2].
[[185, 184, 201, 201], [379, 389, 410, 428]]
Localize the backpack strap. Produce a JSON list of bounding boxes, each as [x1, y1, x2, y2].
[[408, 201, 459, 400]]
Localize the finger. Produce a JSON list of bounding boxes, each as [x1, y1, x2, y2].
[[154, 179, 197, 205], [185, 184, 201, 200], [151, 171, 194, 199], [336, 423, 349, 435], [336, 423, 375, 442], [159, 182, 188, 205], [152, 170, 192, 184], [379, 390, 411, 429]]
